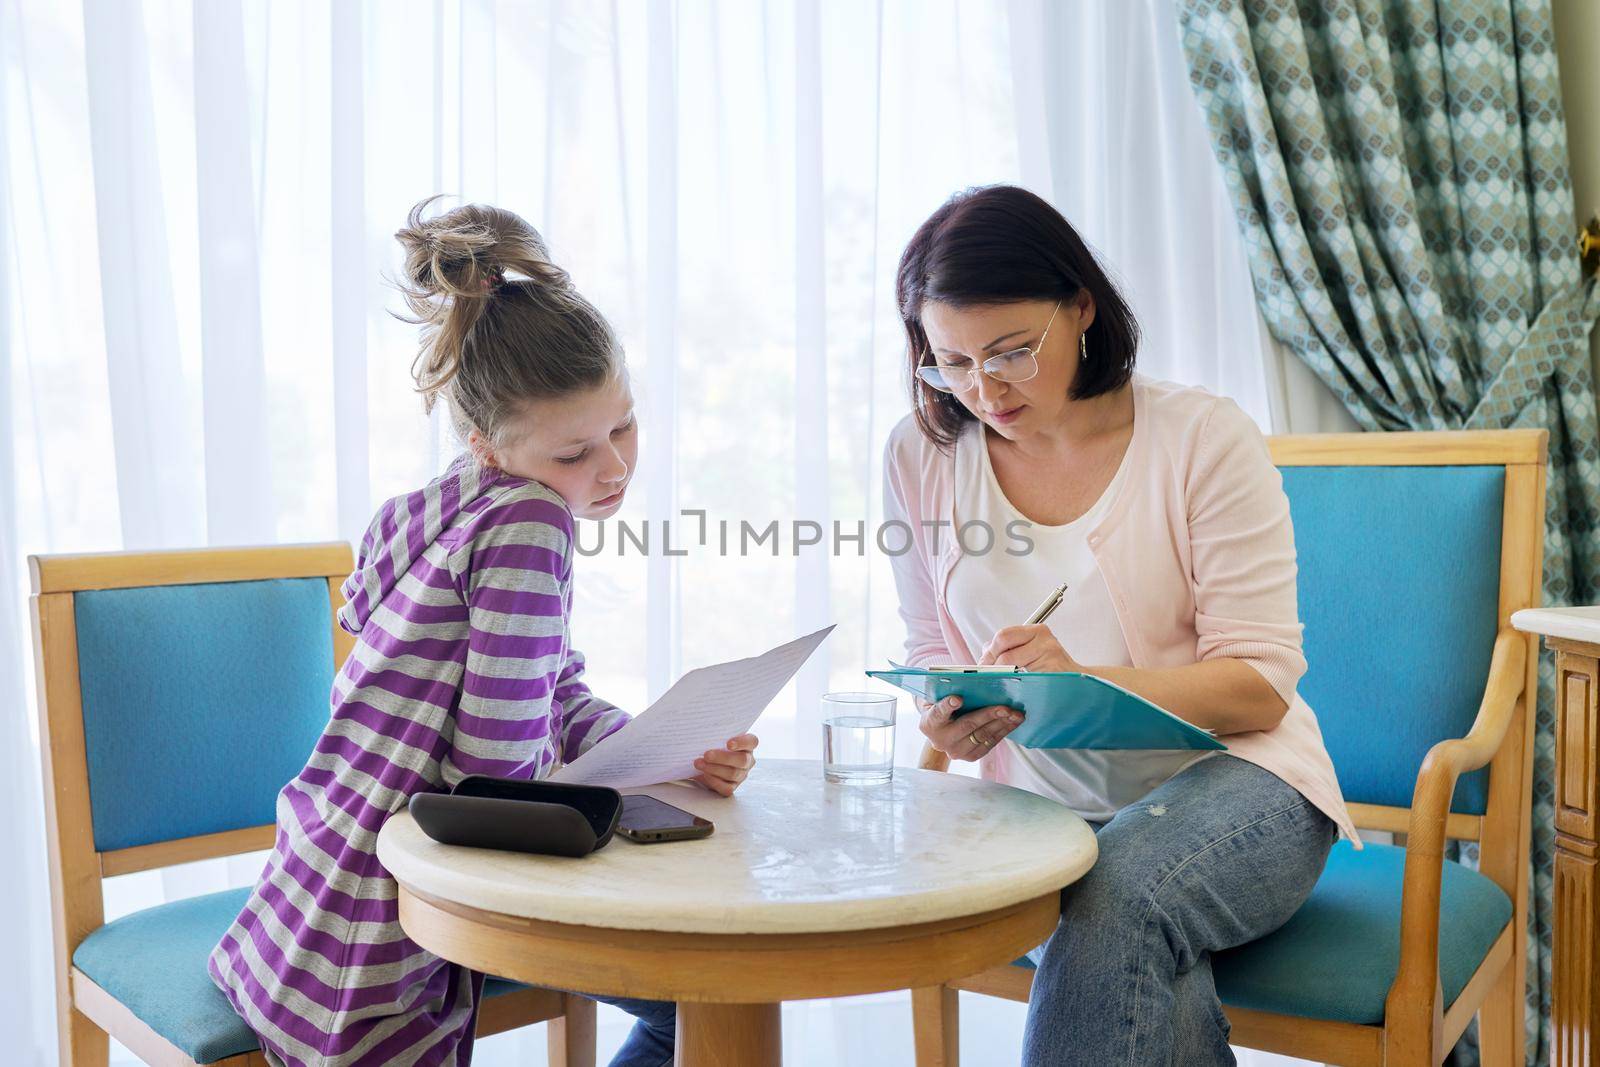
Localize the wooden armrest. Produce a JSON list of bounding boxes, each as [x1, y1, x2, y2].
[[1384, 630, 1528, 1052]]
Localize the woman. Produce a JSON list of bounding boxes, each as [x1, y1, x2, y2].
[[882, 185, 1355, 1066]]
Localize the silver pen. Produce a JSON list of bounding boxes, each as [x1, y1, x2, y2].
[[1024, 581, 1070, 626]]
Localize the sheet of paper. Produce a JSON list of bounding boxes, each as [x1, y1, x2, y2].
[[549, 624, 836, 788]]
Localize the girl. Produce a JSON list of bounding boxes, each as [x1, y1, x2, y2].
[[210, 199, 758, 1067]]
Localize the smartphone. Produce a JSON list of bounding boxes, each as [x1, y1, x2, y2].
[[616, 794, 714, 844]]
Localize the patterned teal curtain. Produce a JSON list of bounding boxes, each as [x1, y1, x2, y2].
[[1174, 1, 1600, 1063]]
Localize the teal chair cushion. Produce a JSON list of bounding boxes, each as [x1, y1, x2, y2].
[[1280, 466, 1503, 815], [74, 578, 336, 851], [1211, 841, 1511, 1023], [74, 888, 263, 1063], [73, 887, 536, 1063], [1010, 842, 1510, 1026]]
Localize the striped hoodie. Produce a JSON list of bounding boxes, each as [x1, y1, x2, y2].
[[209, 455, 629, 1067]]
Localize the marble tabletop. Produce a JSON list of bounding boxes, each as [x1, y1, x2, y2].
[[1511, 606, 1600, 646], [377, 758, 1096, 935]]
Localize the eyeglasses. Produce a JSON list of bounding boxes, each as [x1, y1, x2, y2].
[[916, 301, 1062, 394]]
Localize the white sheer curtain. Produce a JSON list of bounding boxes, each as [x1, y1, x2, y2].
[[2, 1, 1306, 1063], [1012, 0, 1274, 420], [1264, 340, 1364, 434]]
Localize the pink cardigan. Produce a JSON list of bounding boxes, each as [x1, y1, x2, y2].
[[883, 374, 1357, 843]]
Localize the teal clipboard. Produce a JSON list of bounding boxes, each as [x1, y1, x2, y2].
[[864, 667, 1226, 752]]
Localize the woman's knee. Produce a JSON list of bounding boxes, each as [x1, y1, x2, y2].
[[1055, 854, 1163, 947], [1053, 825, 1223, 969]]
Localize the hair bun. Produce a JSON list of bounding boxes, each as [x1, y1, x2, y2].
[[395, 196, 567, 303], [394, 197, 593, 415]]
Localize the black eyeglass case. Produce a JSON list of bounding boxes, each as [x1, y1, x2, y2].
[[410, 775, 623, 858]]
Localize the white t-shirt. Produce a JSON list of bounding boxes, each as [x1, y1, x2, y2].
[[945, 424, 1211, 820]]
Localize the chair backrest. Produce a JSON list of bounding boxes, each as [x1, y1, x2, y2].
[[29, 544, 353, 986], [1280, 464, 1502, 814], [1270, 431, 1545, 865]]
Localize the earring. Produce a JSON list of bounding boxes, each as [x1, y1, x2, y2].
[[1079, 332, 1088, 361]]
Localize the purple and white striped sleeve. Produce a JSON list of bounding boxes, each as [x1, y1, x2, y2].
[[553, 647, 630, 763], [446, 488, 578, 786]]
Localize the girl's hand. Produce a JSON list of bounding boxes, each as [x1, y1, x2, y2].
[[694, 733, 759, 796], [980, 625, 1080, 672], [918, 695, 1023, 762]]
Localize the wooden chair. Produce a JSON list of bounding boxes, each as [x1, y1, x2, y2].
[[910, 429, 1548, 1067], [30, 544, 597, 1067]]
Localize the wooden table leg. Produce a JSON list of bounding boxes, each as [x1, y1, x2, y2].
[[675, 1002, 782, 1067], [1553, 646, 1600, 1066]]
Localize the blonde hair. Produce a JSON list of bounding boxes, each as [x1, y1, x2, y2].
[[394, 197, 621, 449]]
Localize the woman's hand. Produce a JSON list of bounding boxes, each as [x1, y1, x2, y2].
[[694, 733, 758, 796], [918, 695, 1023, 761], [980, 625, 1081, 672]]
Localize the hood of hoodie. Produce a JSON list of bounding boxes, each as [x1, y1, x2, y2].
[[338, 455, 516, 634]]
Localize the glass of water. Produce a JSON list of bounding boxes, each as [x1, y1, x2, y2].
[[822, 692, 897, 784]]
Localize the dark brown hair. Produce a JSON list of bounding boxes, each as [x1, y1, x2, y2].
[[895, 185, 1139, 449], [394, 197, 621, 450]]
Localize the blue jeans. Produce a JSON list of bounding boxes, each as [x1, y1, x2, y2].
[[1022, 754, 1336, 1066], [589, 994, 675, 1067]]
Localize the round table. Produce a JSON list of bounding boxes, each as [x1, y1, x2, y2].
[[377, 758, 1096, 1065]]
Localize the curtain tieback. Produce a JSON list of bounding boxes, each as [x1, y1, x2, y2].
[[1466, 277, 1600, 431]]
